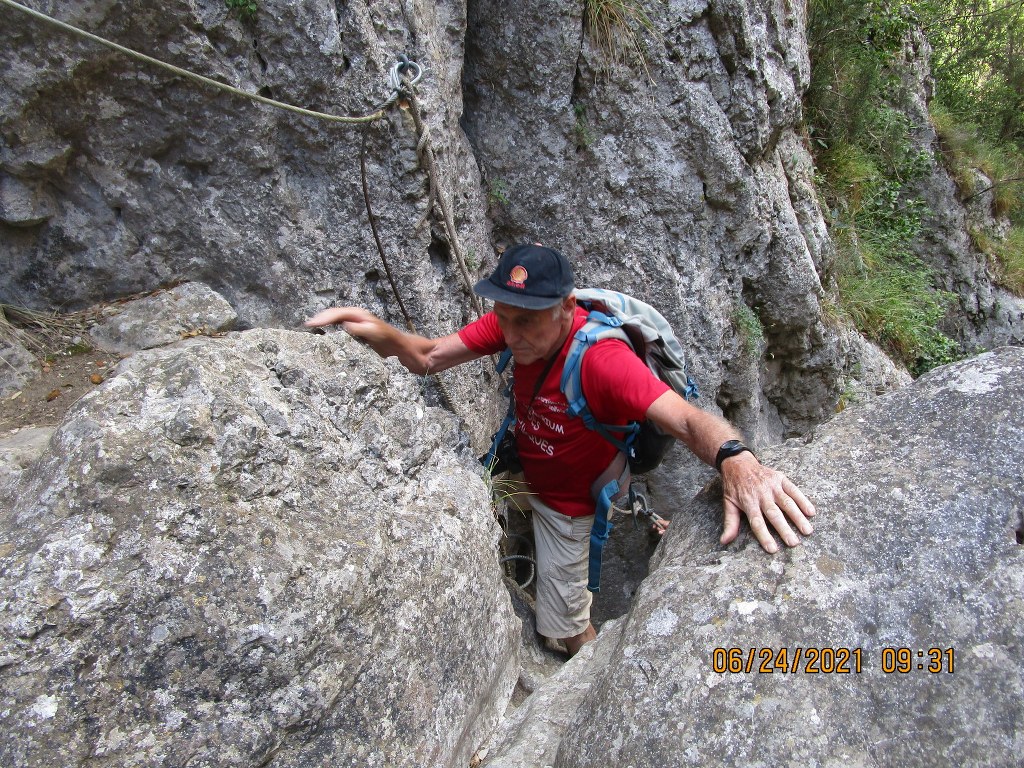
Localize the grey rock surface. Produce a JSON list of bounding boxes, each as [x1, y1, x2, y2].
[[462, 0, 846, 441], [484, 347, 1024, 767], [480, 619, 626, 768], [0, 425, 55, 497], [0, 0, 499, 451], [0, 328, 519, 767], [88, 281, 238, 353], [0, 333, 39, 397]]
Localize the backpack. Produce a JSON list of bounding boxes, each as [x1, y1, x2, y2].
[[562, 288, 699, 474], [482, 288, 699, 593]]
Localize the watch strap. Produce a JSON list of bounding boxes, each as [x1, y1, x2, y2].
[[715, 439, 753, 471]]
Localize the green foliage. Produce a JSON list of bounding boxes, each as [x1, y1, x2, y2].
[[487, 178, 510, 206], [931, 102, 1024, 218], [225, 0, 258, 21], [931, 102, 1024, 294], [919, 0, 1024, 147], [805, 0, 919, 152], [972, 223, 1024, 295], [573, 103, 596, 148], [731, 304, 765, 360], [991, 225, 1024, 294], [834, 244, 959, 375], [806, 0, 961, 375]]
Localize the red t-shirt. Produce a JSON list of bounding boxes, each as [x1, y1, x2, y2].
[[459, 307, 669, 516]]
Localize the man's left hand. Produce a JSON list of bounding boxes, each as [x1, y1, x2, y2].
[[719, 452, 816, 553]]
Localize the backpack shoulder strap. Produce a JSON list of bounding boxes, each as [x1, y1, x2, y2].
[[561, 311, 641, 453]]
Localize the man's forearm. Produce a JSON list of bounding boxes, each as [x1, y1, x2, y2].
[[646, 390, 745, 468], [306, 307, 437, 374]]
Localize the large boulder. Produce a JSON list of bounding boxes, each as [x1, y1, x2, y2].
[[0, 332, 39, 397], [483, 347, 1024, 767], [88, 282, 238, 354], [0, 328, 519, 767]]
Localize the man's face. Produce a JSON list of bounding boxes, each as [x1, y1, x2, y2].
[[494, 297, 575, 365]]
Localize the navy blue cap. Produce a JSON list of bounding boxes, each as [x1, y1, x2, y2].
[[473, 244, 575, 309]]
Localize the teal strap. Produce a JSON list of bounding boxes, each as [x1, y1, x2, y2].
[[587, 477, 617, 592], [586, 453, 631, 592]]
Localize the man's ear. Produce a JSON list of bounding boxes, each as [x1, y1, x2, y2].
[[562, 295, 577, 312]]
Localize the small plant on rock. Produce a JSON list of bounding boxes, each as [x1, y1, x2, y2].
[[226, 0, 258, 21], [583, 0, 655, 75], [732, 303, 765, 361]]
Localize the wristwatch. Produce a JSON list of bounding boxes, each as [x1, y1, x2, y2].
[[715, 439, 754, 471]]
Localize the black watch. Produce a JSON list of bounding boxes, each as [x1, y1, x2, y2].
[[715, 439, 753, 471]]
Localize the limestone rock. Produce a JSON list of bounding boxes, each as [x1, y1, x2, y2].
[[480, 619, 626, 768], [894, 31, 1024, 350], [1, 0, 500, 451], [88, 282, 238, 353], [0, 328, 519, 767], [0, 426, 55, 498], [0, 333, 39, 397], [462, 0, 845, 440], [486, 347, 1024, 767]]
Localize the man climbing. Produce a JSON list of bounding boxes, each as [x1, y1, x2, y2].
[[306, 244, 816, 657]]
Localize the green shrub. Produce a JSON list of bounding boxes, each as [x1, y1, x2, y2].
[[226, 0, 257, 21], [806, 0, 962, 375], [834, 246, 959, 375], [932, 102, 1024, 219], [731, 304, 765, 361]]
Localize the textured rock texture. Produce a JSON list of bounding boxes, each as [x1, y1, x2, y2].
[[0, 328, 519, 767], [0, 425, 54, 495], [88, 281, 238, 353], [0, 333, 39, 396], [0, 0, 498, 443], [0, 0, 862, 448], [483, 347, 1024, 767], [462, 0, 845, 441]]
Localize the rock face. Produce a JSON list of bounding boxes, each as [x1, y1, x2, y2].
[[0, 328, 519, 767], [462, 0, 844, 440], [483, 347, 1024, 767], [896, 32, 1024, 351], [88, 281, 238, 354], [0, 333, 39, 397], [0, 0, 498, 443], [0, 425, 54, 495], [0, 0, 864, 446]]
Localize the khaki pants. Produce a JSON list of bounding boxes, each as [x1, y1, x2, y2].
[[527, 494, 595, 640]]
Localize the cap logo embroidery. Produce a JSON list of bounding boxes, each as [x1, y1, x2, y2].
[[507, 265, 528, 289]]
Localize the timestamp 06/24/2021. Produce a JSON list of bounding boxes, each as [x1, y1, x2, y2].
[[710, 646, 956, 675]]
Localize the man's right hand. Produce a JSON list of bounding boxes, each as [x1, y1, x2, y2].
[[304, 306, 480, 375], [306, 307, 385, 340]]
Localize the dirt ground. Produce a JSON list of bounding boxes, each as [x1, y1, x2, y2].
[[1, 312, 125, 435]]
